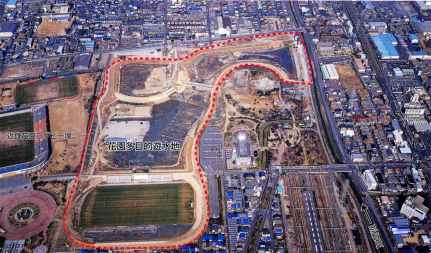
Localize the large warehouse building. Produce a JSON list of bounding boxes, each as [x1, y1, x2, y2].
[[370, 33, 400, 60]]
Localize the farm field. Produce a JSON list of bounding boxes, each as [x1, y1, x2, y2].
[[36, 19, 73, 37], [15, 76, 79, 105], [80, 183, 194, 229], [0, 111, 34, 167], [335, 63, 368, 98]]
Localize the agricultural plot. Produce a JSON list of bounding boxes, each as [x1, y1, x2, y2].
[[335, 63, 368, 98], [0, 111, 34, 167], [15, 77, 79, 105], [80, 183, 194, 229], [36, 19, 72, 37]]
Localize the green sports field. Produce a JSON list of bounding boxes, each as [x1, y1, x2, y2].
[[80, 183, 194, 228], [0, 112, 35, 167], [15, 77, 78, 105]]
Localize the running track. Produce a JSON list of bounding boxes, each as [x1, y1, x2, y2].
[[62, 31, 313, 251]]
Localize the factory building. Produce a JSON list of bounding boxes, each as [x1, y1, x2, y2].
[[321, 64, 339, 80], [0, 22, 17, 38], [362, 169, 378, 190], [400, 196, 429, 221], [367, 21, 387, 34], [404, 94, 431, 133], [370, 33, 400, 60], [232, 131, 252, 168], [6, 0, 16, 9]]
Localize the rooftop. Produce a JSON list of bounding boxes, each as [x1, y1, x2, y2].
[[0, 22, 17, 33], [370, 33, 400, 59]]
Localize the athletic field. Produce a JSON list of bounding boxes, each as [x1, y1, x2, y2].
[[80, 183, 194, 228], [0, 111, 34, 167], [15, 77, 78, 105]]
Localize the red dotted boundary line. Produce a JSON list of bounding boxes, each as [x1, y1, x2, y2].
[[62, 31, 314, 251]]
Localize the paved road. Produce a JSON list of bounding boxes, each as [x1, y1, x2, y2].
[[35, 174, 75, 182]]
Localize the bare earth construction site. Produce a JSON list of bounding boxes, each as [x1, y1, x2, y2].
[[63, 32, 320, 251]]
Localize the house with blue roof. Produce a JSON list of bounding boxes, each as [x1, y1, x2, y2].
[[217, 233, 225, 242], [274, 226, 284, 238], [0, 22, 17, 38], [6, 0, 16, 8], [238, 231, 248, 242], [239, 216, 251, 225], [389, 217, 411, 248], [226, 190, 234, 201], [408, 33, 419, 44], [180, 245, 199, 253]]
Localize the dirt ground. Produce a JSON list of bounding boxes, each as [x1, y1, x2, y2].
[[268, 124, 328, 166], [0, 62, 45, 82], [223, 70, 282, 120], [34, 181, 68, 205], [0, 190, 57, 240], [231, 92, 275, 108], [38, 74, 97, 175], [15, 77, 79, 105], [36, 19, 73, 37], [302, 130, 328, 165], [336, 64, 368, 98], [142, 67, 168, 94], [119, 64, 168, 96], [45, 100, 86, 173], [0, 83, 17, 107]]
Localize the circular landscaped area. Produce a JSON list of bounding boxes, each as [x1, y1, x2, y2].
[[0, 190, 57, 239]]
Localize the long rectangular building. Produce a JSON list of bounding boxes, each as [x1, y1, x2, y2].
[[370, 33, 400, 60]]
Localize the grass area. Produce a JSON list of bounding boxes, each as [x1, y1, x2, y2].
[[15, 77, 79, 105], [80, 183, 194, 228], [0, 112, 35, 167]]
